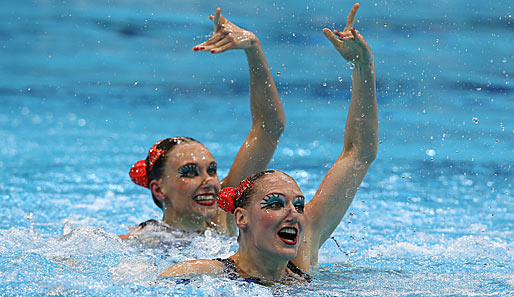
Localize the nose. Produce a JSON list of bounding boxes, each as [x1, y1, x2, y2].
[[200, 171, 219, 188], [285, 203, 300, 222]]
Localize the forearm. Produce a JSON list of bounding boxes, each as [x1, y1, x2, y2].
[[245, 43, 285, 137], [342, 62, 378, 162]]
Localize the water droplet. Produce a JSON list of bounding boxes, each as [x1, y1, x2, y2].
[[276, 72, 281, 76], [426, 149, 436, 157], [472, 117, 479, 124], [322, 82, 327, 87], [383, 23, 388, 28], [338, 77, 343, 83], [134, 81, 139, 86]]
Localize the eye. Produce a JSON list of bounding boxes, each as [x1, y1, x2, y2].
[[260, 193, 286, 210], [178, 164, 200, 178], [207, 162, 217, 176], [293, 196, 305, 213]]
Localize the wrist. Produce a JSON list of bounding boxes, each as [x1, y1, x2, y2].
[[353, 60, 374, 72], [244, 38, 261, 54]]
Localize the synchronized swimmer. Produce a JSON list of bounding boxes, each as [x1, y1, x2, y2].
[[121, 7, 285, 238], [159, 3, 378, 284]]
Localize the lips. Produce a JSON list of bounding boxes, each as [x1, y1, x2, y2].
[[277, 227, 298, 245], [192, 193, 216, 206]]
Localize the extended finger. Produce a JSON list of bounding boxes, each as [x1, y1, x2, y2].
[[344, 3, 360, 31], [323, 28, 342, 46], [213, 8, 221, 32], [208, 39, 232, 53], [210, 41, 234, 54], [193, 33, 225, 51]]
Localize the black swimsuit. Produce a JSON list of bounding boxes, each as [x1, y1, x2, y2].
[[214, 258, 311, 285]]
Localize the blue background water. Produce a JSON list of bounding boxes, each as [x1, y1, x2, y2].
[[1, 0, 513, 295]]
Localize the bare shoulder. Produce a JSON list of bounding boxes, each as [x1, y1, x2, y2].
[[159, 259, 225, 277]]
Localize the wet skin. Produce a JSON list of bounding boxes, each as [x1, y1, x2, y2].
[[156, 142, 221, 222], [239, 172, 306, 261]]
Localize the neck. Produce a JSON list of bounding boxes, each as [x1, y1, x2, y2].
[[231, 246, 289, 281], [161, 206, 211, 233]]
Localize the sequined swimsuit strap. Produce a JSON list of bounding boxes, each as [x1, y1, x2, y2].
[[214, 258, 240, 280], [287, 261, 312, 282]]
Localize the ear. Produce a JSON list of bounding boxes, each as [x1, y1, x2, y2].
[[149, 179, 167, 202], [233, 207, 248, 230]]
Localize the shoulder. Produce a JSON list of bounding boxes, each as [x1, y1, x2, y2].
[[159, 259, 225, 277]]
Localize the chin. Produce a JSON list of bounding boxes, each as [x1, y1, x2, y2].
[[192, 205, 218, 219]]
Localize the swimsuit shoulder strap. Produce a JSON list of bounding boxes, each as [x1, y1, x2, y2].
[[287, 261, 312, 282], [214, 258, 240, 280]]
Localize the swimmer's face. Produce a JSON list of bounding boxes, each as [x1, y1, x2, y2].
[[158, 142, 220, 220], [239, 172, 306, 261]]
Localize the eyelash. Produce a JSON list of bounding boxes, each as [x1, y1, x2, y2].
[[260, 193, 285, 209], [178, 163, 217, 178], [178, 164, 199, 177], [260, 194, 305, 213], [293, 197, 305, 213], [207, 163, 217, 176]]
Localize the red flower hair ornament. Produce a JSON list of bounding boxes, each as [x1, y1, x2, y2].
[[217, 178, 254, 213], [129, 140, 166, 188]]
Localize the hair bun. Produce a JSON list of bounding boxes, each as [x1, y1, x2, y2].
[[217, 187, 237, 213], [129, 160, 149, 188]]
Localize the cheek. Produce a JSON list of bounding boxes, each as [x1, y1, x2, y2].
[[176, 179, 194, 194], [258, 210, 283, 228]]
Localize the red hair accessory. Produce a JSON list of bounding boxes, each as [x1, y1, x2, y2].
[[217, 177, 254, 213], [129, 140, 166, 188], [217, 187, 237, 213]]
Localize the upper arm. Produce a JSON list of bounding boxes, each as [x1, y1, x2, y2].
[[159, 259, 224, 277], [221, 126, 281, 188], [304, 149, 373, 250]]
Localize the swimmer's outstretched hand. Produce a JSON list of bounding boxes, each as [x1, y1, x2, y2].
[[323, 3, 374, 67], [193, 8, 259, 54]]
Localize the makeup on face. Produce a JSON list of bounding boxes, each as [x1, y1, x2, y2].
[[260, 193, 305, 213], [177, 162, 217, 178]]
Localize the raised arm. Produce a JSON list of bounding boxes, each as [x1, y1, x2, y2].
[[194, 9, 285, 233], [299, 3, 378, 264], [194, 8, 285, 187]]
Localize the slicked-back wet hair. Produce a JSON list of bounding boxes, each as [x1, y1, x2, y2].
[[234, 170, 295, 210]]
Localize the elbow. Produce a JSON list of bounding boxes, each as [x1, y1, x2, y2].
[[358, 150, 377, 165], [260, 115, 285, 137], [344, 140, 378, 165], [358, 141, 378, 164], [272, 110, 286, 135]]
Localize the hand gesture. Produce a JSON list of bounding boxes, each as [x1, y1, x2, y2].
[[193, 8, 259, 54], [323, 3, 374, 66]]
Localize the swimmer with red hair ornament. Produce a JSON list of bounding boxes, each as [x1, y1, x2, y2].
[[121, 8, 285, 239], [161, 3, 378, 284]]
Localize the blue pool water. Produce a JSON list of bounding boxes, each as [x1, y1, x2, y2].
[[1, 0, 513, 295]]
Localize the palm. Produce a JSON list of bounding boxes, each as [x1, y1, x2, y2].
[[323, 3, 374, 66], [193, 8, 258, 54]]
